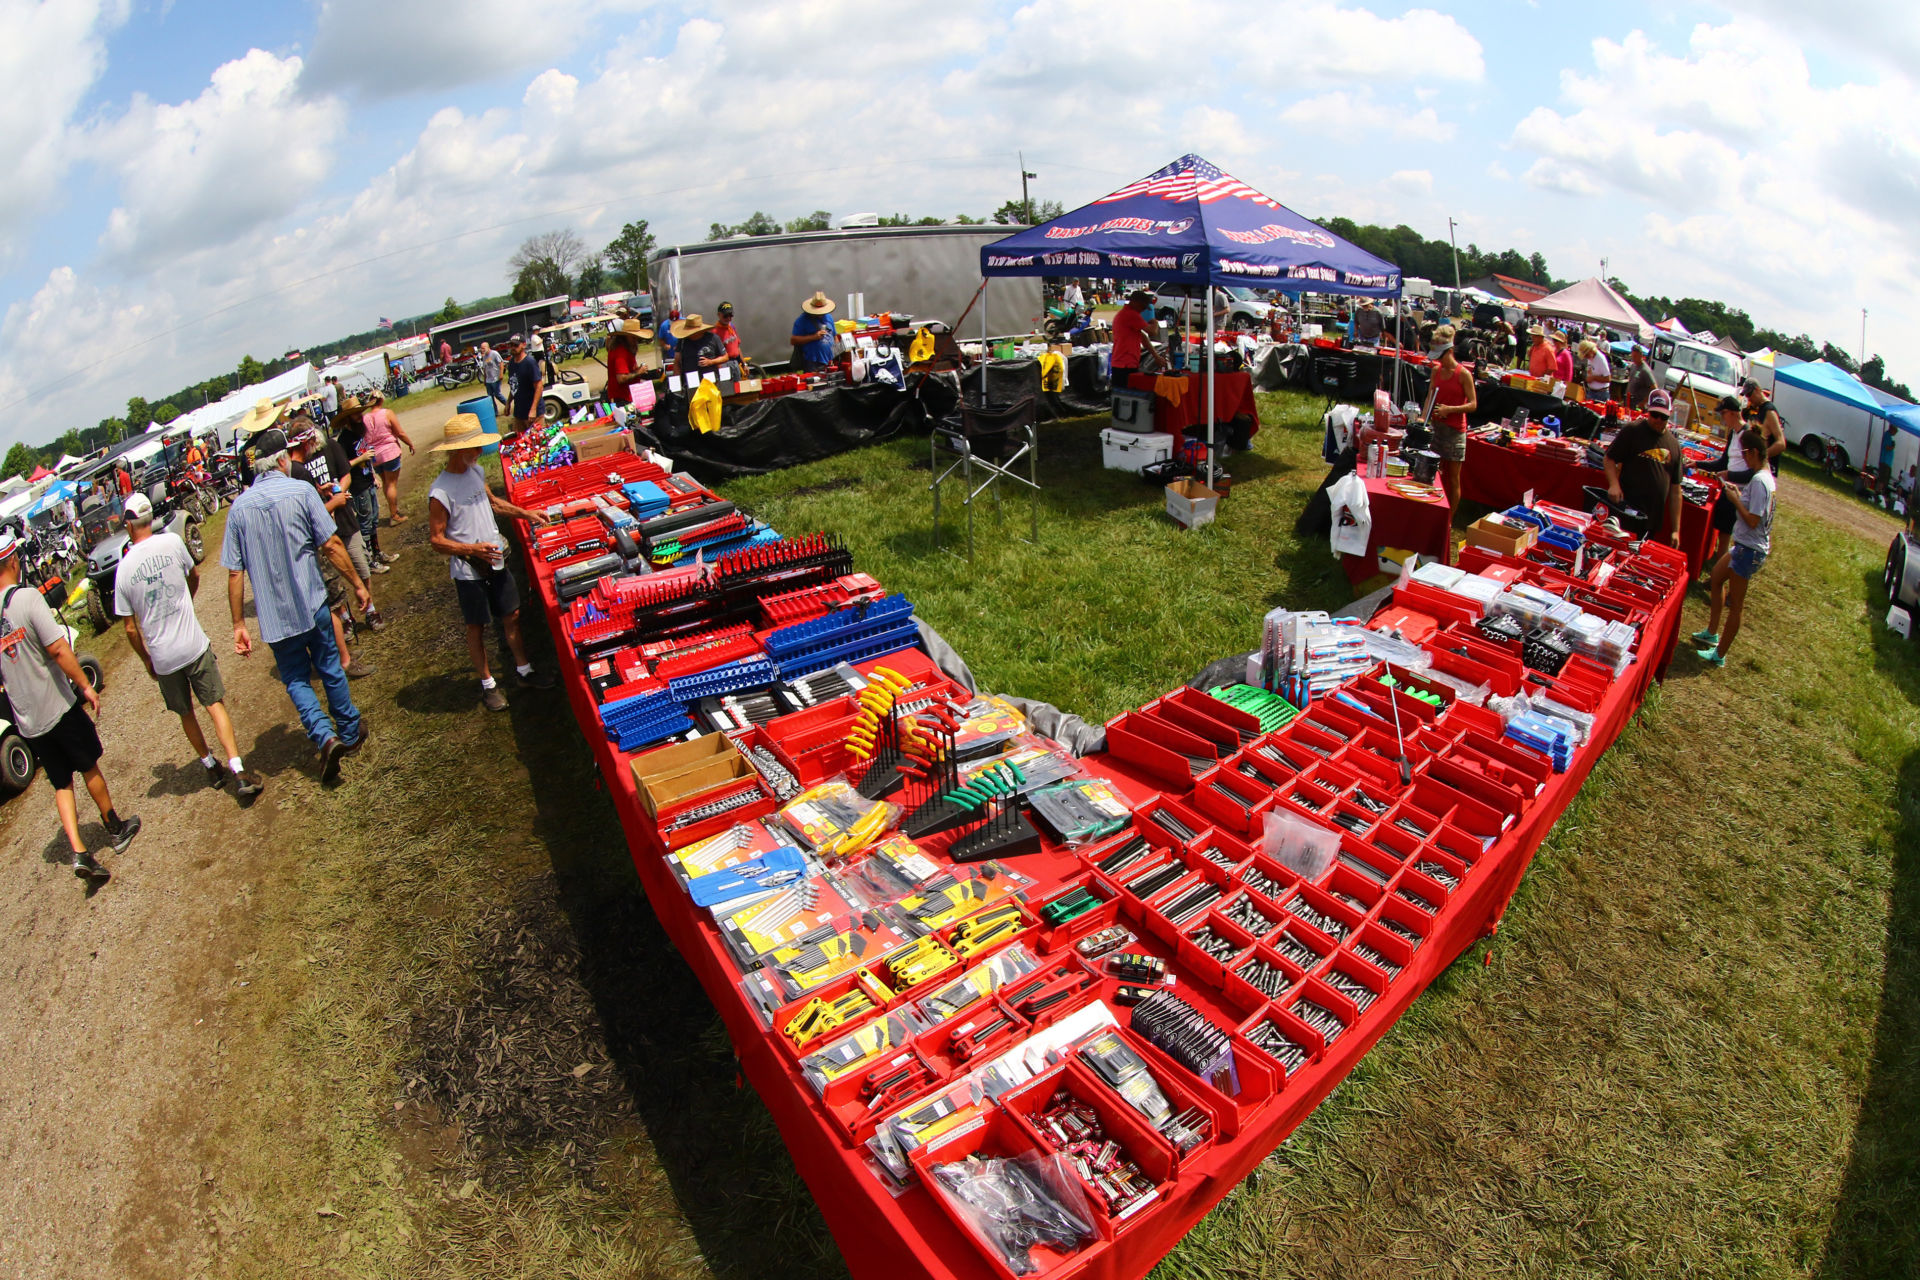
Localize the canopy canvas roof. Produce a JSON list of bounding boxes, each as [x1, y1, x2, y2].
[[1529, 277, 1651, 333], [1773, 361, 1886, 417], [979, 154, 1402, 297]]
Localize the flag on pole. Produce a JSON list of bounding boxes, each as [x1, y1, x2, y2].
[[377, 317, 393, 330]]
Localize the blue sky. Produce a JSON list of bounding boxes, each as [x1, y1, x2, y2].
[[2, 0, 1916, 447]]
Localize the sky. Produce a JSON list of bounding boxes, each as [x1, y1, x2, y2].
[[2, 0, 1917, 448]]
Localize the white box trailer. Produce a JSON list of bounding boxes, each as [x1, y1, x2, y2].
[[1769, 360, 1886, 469], [649, 225, 1044, 367]]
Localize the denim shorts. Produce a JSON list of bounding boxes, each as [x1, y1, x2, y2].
[[1730, 543, 1767, 579]]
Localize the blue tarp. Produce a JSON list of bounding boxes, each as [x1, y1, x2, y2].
[[1773, 360, 1886, 416], [1886, 405, 1920, 438], [979, 154, 1401, 297]]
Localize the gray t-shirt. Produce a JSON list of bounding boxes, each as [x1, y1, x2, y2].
[[0, 584, 78, 737], [427, 463, 502, 582], [480, 350, 504, 383], [1732, 469, 1775, 553], [113, 531, 211, 676]]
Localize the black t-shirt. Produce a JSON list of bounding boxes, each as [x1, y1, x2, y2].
[[333, 419, 375, 495], [1605, 420, 1684, 529], [509, 353, 542, 413], [297, 440, 359, 543], [676, 332, 729, 375]]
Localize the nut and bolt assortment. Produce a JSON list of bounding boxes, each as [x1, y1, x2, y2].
[[1242, 868, 1288, 900], [1245, 1020, 1311, 1074], [1148, 807, 1198, 841], [1237, 956, 1290, 1000], [1413, 859, 1461, 890], [1096, 836, 1150, 877], [1032, 1091, 1158, 1215], [1328, 887, 1371, 914], [1322, 968, 1377, 1012], [1351, 941, 1402, 977], [1292, 997, 1347, 1045], [1222, 895, 1276, 936], [1162, 882, 1223, 927], [1187, 925, 1239, 963], [1378, 916, 1424, 949], [1271, 930, 1323, 971], [1394, 884, 1439, 914], [1285, 895, 1351, 941]]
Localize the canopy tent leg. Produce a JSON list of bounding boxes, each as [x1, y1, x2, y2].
[[1391, 291, 1403, 408], [980, 278, 989, 399], [1206, 301, 1217, 490]]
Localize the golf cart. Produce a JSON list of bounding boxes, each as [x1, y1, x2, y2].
[[0, 625, 105, 792], [75, 469, 205, 634], [540, 368, 598, 425], [1887, 529, 1920, 638]]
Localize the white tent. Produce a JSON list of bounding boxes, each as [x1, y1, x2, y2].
[[53, 453, 90, 474], [0, 489, 37, 523], [0, 475, 27, 499], [1529, 277, 1653, 337]]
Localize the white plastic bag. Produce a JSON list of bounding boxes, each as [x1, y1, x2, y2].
[[1328, 472, 1372, 559], [1263, 807, 1339, 882]]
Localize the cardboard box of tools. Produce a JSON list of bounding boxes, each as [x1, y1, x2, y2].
[[632, 735, 748, 818]]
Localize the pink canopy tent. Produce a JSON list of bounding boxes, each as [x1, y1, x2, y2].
[[1529, 277, 1652, 336]]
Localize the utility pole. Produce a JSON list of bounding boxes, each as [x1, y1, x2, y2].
[[1020, 152, 1037, 224], [1447, 217, 1462, 293], [1861, 308, 1868, 367]]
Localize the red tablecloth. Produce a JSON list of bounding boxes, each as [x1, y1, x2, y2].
[[1341, 475, 1452, 585], [1464, 435, 1716, 578], [1127, 371, 1260, 439]]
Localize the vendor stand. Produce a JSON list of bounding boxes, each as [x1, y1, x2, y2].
[[490, 414, 1692, 1280], [1341, 476, 1451, 585]]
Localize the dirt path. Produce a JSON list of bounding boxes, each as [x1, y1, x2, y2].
[[1776, 468, 1904, 546], [0, 397, 459, 1280]]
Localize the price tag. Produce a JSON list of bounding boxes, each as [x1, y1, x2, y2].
[[1523, 487, 1535, 508]]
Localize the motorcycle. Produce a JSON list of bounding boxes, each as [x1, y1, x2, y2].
[[1043, 302, 1090, 342], [434, 358, 479, 391]]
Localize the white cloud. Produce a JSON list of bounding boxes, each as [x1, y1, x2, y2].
[[91, 50, 348, 266], [0, 0, 126, 257], [1279, 89, 1455, 142], [1389, 169, 1434, 197], [0, 267, 173, 423]]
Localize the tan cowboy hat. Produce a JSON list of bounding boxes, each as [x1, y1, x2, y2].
[[801, 290, 835, 316], [1527, 324, 1546, 338], [334, 394, 365, 418], [612, 316, 655, 343], [670, 314, 713, 340], [433, 412, 501, 452], [1547, 328, 1568, 345], [1358, 299, 1376, 310], [234, 398, 285, 437]]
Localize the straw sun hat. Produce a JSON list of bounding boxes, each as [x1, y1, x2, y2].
[[433, 412, 501, 452], [670, 314, 714, 340], [801, 291, 835, 315]]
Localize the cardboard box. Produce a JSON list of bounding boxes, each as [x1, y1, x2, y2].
[[1164, 478, 1220, 529], [631, 735, 743, 817], [575, 427, 636, 462], [1463, 515, 1537, 557]]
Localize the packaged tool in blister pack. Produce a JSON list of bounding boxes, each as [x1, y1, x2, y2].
[[715, 872, 861, 969], [777, 779, 901, 857], [945, 695, 1028, 758], [665, 819, 800, 888], [836, 834, 947, 906], [956, 739, 1080, 792], [914, 943, 1043, 1022], [798, 1009, 930, 1096], [892, 862, 1032, 935], [1026, 776, 1133, 845], [764, 910, 919, 1000]]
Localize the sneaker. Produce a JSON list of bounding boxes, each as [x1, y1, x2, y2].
[[1688, 629, 1719, 648], [72, 853, 110, 885], [343, 660, 374, 679], [1695, 647, 1725, 667], [342, 725, 371, 755], [481, 685, 508, 712], [371, 561, 392, 574], [107, 814, 141, 855], [205, 760, 227, 789], [365, 608, 386, 633], [233, 769, 266, 800], [318, 737, 345, 783], [514, 667, 556, 690], [378, 550, 401, 564]]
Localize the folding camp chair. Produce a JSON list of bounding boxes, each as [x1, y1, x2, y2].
[[929, 393, 1039, 561]]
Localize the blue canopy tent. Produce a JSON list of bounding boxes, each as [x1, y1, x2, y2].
[[1772, 360, 1885, 414], [24, 479, 77, 520], [979, 154, 1403, 487], [1772, 360, 1889, 471], [1885, 405, 1920, 477]]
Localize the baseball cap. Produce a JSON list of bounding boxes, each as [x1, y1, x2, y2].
[[0, 530, 17, 562], [718, 300, 734, 314], [508, 332, 525, 345], [250, 427, 290, 457], [1739, 377, 1762, 394], [124, 492, 154, 523], [1646, 390, 1673, 417], [1717, 394, 1743, 413]]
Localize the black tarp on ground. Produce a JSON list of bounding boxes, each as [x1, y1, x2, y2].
[[1251, 342, 1311, 391]]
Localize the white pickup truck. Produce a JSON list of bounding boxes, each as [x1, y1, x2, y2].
[[1651, 335, 1745, 417]]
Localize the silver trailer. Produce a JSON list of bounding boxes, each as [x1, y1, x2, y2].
[[649, 226, 1046, 367]]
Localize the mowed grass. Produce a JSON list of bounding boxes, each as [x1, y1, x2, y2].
[[186, 391, 1918, 1280]]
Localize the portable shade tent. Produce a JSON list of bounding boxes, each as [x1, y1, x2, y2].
[[1654, 315, 1691, 336], [24, 479, 78, 519], [980, 154, 1403, 485], [27, 465, 50, 481], [1884, 405, 1920, 479], [1529, 278, 1652, 338]]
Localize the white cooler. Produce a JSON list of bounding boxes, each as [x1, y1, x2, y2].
[[1101, 428, 1175, 473]]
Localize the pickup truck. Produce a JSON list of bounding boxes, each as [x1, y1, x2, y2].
[[1151, 286, 1272, 331]]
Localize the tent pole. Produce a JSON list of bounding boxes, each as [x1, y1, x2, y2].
[[1391, 290, 1403, 408], [1206, 286, 1216, 490], [980, 278, 989, 398]]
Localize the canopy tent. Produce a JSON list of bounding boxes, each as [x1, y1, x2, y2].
[[54, 453, 90, 474], [1883, 405, 1920, 478], [981, 154, 1403, 484], [0, 475, 26, 499], [1654, 315, 1691, 336], [1529, 278, 1651, 335], [121, 435, 170, 467], [24, 479, 78, 519], [27, 465, 50, 481], [0, 489, 36, 524], [1773, 360, 1886, 415]]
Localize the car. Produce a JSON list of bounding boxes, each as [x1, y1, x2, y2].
[[1152, 286, 1271, 331], [0, 623, 105, 791], [79, 492, 205, 634]]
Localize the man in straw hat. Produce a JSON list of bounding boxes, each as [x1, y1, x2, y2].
[[0, 529, 141, 887], [789, 291, 837, 372], [1352, 297, 1384, 346], [603, 315, 653, 406], [426, 413, 554, 712], [221, 426, 370, 783], [672, 313, 729, 378], [1526, 324, 1553, 379], [114, 491, 266, 802]]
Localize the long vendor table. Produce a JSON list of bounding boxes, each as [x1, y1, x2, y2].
[[500, 441, 1688, 1280]]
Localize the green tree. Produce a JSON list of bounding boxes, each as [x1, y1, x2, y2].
[[2, 443, 34, 479], [204, 375, 230, 400], [152, 402, 180, 424], [992, 198, 1062, 225], [126, 396, 152, 432], [706, 211, 781, 241], [511, 257, 571, 303], [786, 209, 832, 233], [603, 219, 656, 292], [437, 296, 463, 323], [508, 230, 588, 299], [575, 256, 607, 296], [235, 355, 266, 386], [98, 417, 128, 444], [952, 213, 984, 225], [1820, 342, 1859, 374]]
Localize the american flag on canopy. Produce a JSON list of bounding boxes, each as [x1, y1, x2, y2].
[[1094, 156, 1282, 209]]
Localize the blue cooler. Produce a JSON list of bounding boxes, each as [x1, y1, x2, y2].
[[456, 396, 501, 454]]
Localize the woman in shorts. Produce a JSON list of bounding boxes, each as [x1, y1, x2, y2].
[[1691, 428, 1775, 667], [358, 390, 417, 525], [1427, 326, 1475, 508]]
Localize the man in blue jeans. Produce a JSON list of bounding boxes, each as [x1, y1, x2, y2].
[[221, 426, 371, 782]]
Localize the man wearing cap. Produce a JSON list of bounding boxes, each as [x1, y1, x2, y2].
[[222, 426, 370, 782], [426, 413, 554, 711], [114, 492, 265, 801], [790, 292, 838, 372], [1351, 299, 1384, 346], [713, 302, 742, 363], [478, 342, 507, 413], [1626, 346, 1656, 410], [289, 418, 382, 679], [603, 317, 652, 406], [673, 314, 729, 377], [0, 531, 140, 885], [506, 334, 544, 435], [1108, 289, 1165, 386], [1739, 378, 1787, 472], [1603, 390, 1685, 545]]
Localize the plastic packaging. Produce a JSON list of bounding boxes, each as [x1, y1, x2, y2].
[[927, 1152, 1098, 1275], [1262, 806, 1339, 882], [778, 778, 901, 857]]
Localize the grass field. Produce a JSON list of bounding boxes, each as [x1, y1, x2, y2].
[[184, 390, 1917, 1279]]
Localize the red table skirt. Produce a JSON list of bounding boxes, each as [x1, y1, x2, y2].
[[1464, 436, 1716, 579], [1342, 475, 1453, 584], [1127, 371, 1260, 439]]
